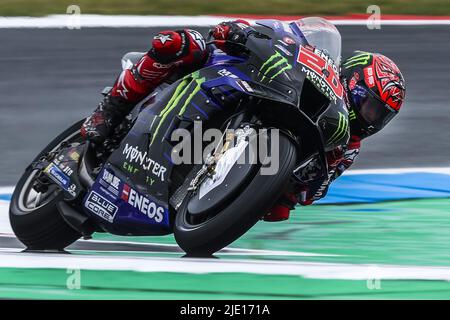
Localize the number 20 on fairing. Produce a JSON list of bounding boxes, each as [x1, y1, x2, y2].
[[297, 46, 344, 99]]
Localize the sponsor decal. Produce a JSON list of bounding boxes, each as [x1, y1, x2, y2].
[[99, 169, 121, 198], [186, 29, 206, 51], [122, 162, 139, 174], [272, 21, 282, 30], [115, 70, 129, 99], [283, 36, 296, 45], [45, 163, 70, 189], [237, 80, 254, 93], [154, 33, 173, 45], [364, 66, 375, 87], [258, 51, 292, 82], [218, 68, 239, 79], [349, 76, 357, 90], [343, 52, 372, 68], [327, 112, 349, 144], [61, 165, 74, 176], [235, 22, 249, 30], [122, 144, 167, 181], [121, 184, 165, 224], [67, 184, 77, 197], [69, 151, 80, 161], [85, 191, 118, 223], [297, 46, 343, 102], [153, 62, 173, 69], [150, 71, 206, 145]]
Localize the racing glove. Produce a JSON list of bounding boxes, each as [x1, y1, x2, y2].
[[211, 20, 254, 54]]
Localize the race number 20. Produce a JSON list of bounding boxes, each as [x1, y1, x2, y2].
[[297, 46, 343, 99]]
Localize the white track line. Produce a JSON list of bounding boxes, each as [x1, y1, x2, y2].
[[0, 234, 342, 258], [0, 252, 449, 281], [73, 238, 342, 257], [1, 15, 450, 28]]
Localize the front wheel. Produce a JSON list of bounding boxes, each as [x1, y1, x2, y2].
[[174, 130, 297, 256], [9, 121, 85, 250]]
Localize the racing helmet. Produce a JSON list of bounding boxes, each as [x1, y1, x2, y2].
[[341, 51, 406, 137]]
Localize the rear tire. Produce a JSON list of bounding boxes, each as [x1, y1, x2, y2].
[[9, 121, 84, 250], [174, 131, 297, 256]]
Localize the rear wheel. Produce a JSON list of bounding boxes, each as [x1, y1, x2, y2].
[[9, 121, 84, 250], [174, 129, 297, 256]]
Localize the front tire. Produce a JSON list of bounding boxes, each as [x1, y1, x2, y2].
[[174, 131, 297, 256], [9, 121, 84, 250]]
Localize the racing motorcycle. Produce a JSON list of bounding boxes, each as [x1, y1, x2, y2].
[[9, 18, 349, 256]]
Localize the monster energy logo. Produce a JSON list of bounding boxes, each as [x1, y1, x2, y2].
[[343, 52, 372, 68], [328, 112, 349, 144], [150, 71, 206, 145], [258, 51, 292, 82], [349, 110, 357, 121]]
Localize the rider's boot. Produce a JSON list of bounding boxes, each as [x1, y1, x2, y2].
[[263, 193, 298, 222], [81, 94, 135, 144]]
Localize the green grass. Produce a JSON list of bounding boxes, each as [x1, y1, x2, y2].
[[2, 268, 450, 299], [0, 0, 450, 17]]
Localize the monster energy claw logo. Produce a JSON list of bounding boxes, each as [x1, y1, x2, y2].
[[258, 51, 292, 82], [343, 52, 372, 68], [349, 110, 357, 121], [328, 112, 349, 144], [150, 71, 206, 145]]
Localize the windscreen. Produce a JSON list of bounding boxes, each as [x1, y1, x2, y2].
[[290, 17, 342, 67]]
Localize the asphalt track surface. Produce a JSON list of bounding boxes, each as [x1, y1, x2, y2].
[[0, 26, 449, 185]]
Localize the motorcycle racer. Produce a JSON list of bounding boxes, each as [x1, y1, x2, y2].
[[80, 19, 406, 222]]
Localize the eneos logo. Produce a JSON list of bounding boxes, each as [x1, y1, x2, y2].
[[121, 184, 165, 223]]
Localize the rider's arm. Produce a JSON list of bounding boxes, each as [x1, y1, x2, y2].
[[110, 53, 173, 103], [110, 29, 208, 103]]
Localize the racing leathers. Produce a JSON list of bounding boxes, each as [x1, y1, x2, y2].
[[81, 20, 253, 143]]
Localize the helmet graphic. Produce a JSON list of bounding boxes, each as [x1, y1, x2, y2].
[[341, 51, 406, 136]]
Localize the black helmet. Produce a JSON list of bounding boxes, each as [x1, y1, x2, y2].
[[341, 51, 406, 137]]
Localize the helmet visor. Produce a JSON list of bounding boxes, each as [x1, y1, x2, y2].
[[351, 84, 398, 132]]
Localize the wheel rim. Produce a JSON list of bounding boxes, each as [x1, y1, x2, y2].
[[17, 170, 60, 212], [184, 147, 257, 227], [17, 130, 82, 213]]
